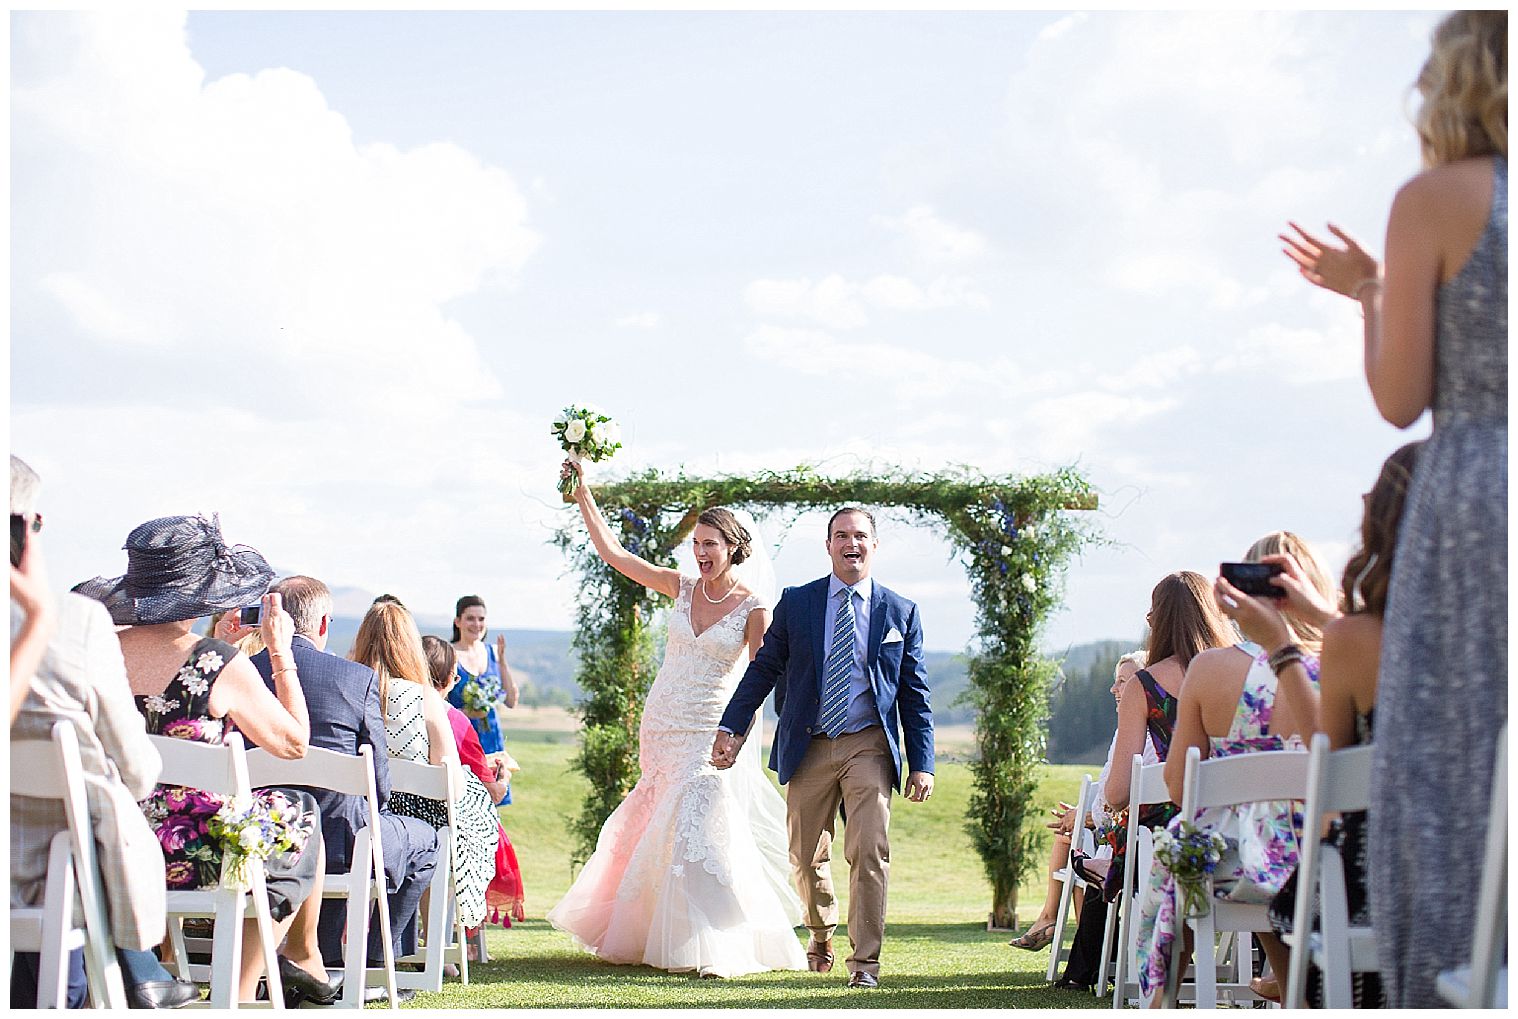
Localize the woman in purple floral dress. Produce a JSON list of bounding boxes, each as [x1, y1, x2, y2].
[[81, 513, 338, 1007], [1134, 532, 1338, 1005]]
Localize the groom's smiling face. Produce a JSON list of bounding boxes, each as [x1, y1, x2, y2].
[[826, 511, 878, 584]]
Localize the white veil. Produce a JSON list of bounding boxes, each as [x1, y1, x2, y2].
[[726, 507, 777, 610], [718, 507, 801, 922]]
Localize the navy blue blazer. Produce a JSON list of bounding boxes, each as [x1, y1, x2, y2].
[[719, 575, 934, 789], [250, 636, 391, 872]]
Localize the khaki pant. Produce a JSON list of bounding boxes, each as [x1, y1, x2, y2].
[[786, 726, 894, 977]]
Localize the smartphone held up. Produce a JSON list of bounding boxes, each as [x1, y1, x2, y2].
[[1219, 562, 1285, 599]]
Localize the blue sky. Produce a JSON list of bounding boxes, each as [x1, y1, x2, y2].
[[11, 10, 1439, 650]]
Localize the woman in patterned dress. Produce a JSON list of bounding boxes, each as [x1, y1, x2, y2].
[[1281, 11, 1506, 1004], [80, 513, 337, 1006], [1135, 532, 1338, 1006], [350, 601, 498, 929]]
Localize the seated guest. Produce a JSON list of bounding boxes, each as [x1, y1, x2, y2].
[[9, 465, 53, 721], [1134, 531, 1337, 1006], [1011, 650, 1148, 953], [424, 635, 527, 930], [252, 575, 438, 1001], [1052, 578, 1234, 992], [351, 603, 499, 932], [1224, 445, 1418, 1006], [76, 513, 334, 1006], [10, 458, 194, 1010]]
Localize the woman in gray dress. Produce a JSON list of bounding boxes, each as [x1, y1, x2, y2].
[[1279, 10, 1506, 1006]]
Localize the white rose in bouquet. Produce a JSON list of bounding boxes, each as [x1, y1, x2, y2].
[[552, 403, 624, 496]]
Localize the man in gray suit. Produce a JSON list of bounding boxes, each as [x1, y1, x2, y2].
[[249, 576, 437, 992]]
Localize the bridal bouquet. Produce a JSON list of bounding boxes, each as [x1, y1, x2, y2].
[[553, 404, 622, 495], [1153, 821, 1228, 918]]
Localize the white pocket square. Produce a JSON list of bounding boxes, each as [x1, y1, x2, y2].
[[882, 627, 905, 644]]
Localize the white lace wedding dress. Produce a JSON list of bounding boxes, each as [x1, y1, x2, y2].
[[547, 576, 807, 977]]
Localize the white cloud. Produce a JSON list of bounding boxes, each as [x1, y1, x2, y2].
[[744, 274, 868, 329], [1216, 321, 1361, 384], [13, 11, 538, 410], [744, 271, 987, 329], [615, 311, 662, 329], [874, 205, 991, 265]]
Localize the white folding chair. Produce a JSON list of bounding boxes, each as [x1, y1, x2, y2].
[[1045, 774, 1096, 982], [1159, 745, 1310, 1009], [387, 757, 469, 991], [1282, 733, 1379, 1008], [1437, 723, 1508, 1009], [1109, 755, 1171, 1008], [243, 744, 398, 1010], [150, 732, 284, 1010], [10, 722, 131, 1009]]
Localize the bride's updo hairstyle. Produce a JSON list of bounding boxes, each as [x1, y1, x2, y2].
[[696, 508, 752, 565]]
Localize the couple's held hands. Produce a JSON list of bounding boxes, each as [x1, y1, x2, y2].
[[710, 730, 744, 769], [905, 771, 934, 803], [1214, 553, 1339, 653], [1281, 221, 1381, 302]]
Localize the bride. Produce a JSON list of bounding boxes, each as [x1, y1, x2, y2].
[[547, 460, 808, 978]]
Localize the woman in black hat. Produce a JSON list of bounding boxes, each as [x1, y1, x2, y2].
[[78, 513, 338, 1007]]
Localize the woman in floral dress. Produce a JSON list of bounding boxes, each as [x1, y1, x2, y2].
[[81, 513, 337, 1006], [1134, 531, 1338, 1005]]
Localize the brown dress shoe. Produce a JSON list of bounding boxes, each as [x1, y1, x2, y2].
[[806, 937, 834, 973], [847, 971, 879, 988]]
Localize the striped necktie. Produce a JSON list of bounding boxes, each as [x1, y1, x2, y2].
[[818, 588, 856, 738]]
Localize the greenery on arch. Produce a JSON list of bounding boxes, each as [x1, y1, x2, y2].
[[553, 462, 1098, 924]]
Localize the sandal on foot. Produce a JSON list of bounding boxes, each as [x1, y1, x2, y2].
[[1009, 919, 1057, 951], [1249, 976, 1281, 1002]]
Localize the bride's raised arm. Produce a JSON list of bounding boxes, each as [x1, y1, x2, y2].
[[564, 459, 682, 600]]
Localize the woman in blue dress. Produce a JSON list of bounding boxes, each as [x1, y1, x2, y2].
[[449, 595, 519, 805]]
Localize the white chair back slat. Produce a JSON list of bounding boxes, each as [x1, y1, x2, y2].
[[1044, 773, 1094, 982], [242, 744, 373, 797], [9, 723, 130, 1009], [1165, 744, 1310, 1008], [1180, 745, 1311, 819], [1464, 724, 1507, 1008], [243, 743, 398, 1009], [149, 732, 255, 804], [1110, 755, 1170, 1008], [149, 731, 285, 1009], [1284, 733, 1378, 1008]]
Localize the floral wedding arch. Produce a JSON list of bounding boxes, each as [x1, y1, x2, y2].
[[554, 463, 1098, 926]]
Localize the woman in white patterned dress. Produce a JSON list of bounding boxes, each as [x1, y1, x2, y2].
[[351, 601, 499, 929], [547, 460, 806, 978]]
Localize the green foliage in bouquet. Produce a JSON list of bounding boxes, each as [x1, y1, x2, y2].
[[554, 462, 1097, 921]]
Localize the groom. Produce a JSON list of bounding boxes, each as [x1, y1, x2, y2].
[[711, 507, 934, 989]]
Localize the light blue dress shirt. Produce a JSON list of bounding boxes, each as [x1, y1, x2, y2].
[[817, 575, 880, 735]]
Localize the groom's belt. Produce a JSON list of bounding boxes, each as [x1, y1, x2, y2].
[[805, 722, 883, 739]]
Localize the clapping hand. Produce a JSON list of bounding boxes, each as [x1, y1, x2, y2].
[[1280, 221, 1380, 299]]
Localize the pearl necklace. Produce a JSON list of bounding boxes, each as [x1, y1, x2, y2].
[[700, 577, 737, 604]]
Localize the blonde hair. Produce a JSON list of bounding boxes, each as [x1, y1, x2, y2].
[[1414, 10, 1507, 166], [1115, 649, 1148, 677], [1244, 531, 1337, 654], [350, 602, 431, 718]]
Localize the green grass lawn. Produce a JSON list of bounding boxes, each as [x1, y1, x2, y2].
[[405, 727, 1111, 1008]]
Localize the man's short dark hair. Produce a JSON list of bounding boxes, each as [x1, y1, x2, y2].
[[272, 575, 332, 637], [827, 506, 877, 538]]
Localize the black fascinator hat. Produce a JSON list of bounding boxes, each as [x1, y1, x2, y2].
[[75, 513, 274, 626]]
